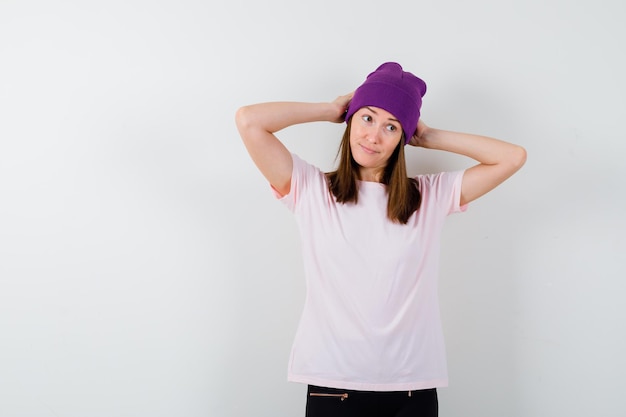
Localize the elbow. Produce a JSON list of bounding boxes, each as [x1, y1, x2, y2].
[[235, 105, 261, 147], [503, 145, 527, 176], [513, 145, 527, 170], [235, 105, 253, 132]]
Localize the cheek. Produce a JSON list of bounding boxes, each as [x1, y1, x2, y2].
[[348, 128, 360, 147], [349, 123, 362, 138], [387, 132, 403, 148], [381, 140, 401, 157]]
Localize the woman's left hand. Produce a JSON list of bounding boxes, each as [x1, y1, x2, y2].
[[331, 92, 354, 123], [408, 119, 431, 147]]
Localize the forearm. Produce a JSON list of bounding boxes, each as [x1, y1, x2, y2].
[[419, 127, 524, 166], [236, 101, 343, 134]]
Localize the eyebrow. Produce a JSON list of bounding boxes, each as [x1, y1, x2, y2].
[[364, 106, 400, 123]]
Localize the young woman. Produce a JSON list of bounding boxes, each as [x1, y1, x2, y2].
[[235, 62, 526, 417]]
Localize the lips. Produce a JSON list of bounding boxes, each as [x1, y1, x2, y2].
[[359, 143, 378, 154]]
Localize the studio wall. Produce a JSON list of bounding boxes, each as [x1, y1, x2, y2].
[[1, 1, 624, 416]]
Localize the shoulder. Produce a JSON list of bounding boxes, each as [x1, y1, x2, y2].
[[278, 153, 330, 206], [414, 170, 467, 214], [291, 153, 326, 183], [414, 170, 464, 190]]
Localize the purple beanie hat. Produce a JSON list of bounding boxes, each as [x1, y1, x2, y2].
[[345, 62, 427, 144]]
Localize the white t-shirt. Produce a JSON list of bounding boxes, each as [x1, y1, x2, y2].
[[274, 153, 467, 391]]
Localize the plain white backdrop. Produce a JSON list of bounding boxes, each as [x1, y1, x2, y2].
[[1, 0, 625, 416]]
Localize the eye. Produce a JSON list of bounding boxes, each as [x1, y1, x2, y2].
[[386, 124, 398, 132], [361, 114, 373, 122]]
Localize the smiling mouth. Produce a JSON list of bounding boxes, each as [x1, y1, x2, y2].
[[360, 144, 378, 154]]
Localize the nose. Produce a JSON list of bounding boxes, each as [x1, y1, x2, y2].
[[365, 126, 379, 143]]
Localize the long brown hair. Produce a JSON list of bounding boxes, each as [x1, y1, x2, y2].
[[326, 119, 422, 224]]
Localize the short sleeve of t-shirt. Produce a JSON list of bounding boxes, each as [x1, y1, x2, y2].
[[271, 153, 335, 214]]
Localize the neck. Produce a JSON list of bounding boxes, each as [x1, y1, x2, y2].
[[359, 167, 383, 183]]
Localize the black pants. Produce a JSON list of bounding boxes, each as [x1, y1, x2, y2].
[[305, 385, 438, 417]]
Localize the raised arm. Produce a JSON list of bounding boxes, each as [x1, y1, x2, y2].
[[409, 120, 527, 206], [235, 95, 352, 196]]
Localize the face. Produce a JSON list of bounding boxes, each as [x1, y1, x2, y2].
[[349, 106, 403, 181]]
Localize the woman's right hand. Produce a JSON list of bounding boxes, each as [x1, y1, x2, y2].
[[331, 92, 354, 123]]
